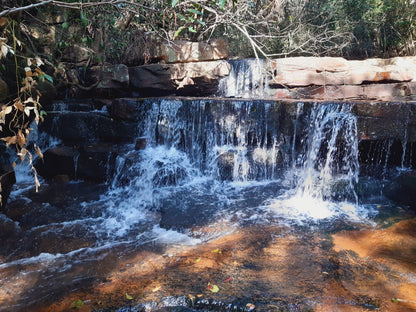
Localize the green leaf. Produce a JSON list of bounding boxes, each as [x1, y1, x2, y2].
[[43, 74, 53, 83], [174, 26, 185, 38], [40, 110, 47, 117], [187, 8, 202, 15], [81, 37, 88, 43], [391, 298, 399, 303], [70, 299, 84, 309], [188, 27, 196, 33], [62, 22, 68, 29], [177, 13, 188, 22], [126, 293, 133, 300], [210, 284, 219, 293], [80, 11, 88, 26], [197, 19, 206, 26], [219, 0, 226, 10], [172, 0, 179, 7]]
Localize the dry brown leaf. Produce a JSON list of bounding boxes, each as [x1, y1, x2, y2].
[[2, 136, 17, 147], [0, 18, 8, 27], [16, 129, 27, 148], [14, 100, 24, 112]]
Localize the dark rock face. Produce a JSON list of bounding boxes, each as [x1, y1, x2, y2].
[[0, 164, 16, 211], [108, 98, 152, 122], [36, 81, 57, 105], [40, 111, 138, 144], [135, 137, 147, 150], [0, 214, 18, 239], [384, 172, 416, 208], [35, 147, 78, 180], [38, 97, 416, 186], [77, 143, 118, 182], [86, 64, 130, 97], [0, 78, 9, 101], [34, 145, 118, 182], [129, 61, 231, 96]]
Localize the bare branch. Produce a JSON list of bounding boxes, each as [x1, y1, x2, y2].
[[0, 0, 53, 17]]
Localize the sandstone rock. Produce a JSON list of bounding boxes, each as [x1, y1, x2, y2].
[[0, 78, 9, 101], [129, 60, 231, 96], [352, 101, 416, 141], [155, 39, 228, 63], [357, 117, 408, 141], [89, 64, 129, 88], [281, 82, 416, 100], [268, 56, 416, 87]]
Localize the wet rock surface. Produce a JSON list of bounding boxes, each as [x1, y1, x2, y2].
[[35, 144, 121, 182], [0, 164, 15, 211], [12, 217, 415, 312]]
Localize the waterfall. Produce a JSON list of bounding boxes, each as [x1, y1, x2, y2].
[[135, 99, 287, 182], [295, 104, 359, 202], [218, 59, 270, 98], [267, 103, 365, 222]]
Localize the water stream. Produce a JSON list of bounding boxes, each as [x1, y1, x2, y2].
[[0, 98, 414, 311]]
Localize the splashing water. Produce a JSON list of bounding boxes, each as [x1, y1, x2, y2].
[[1, 98, 397, 312], [267, 104, 366, 223]]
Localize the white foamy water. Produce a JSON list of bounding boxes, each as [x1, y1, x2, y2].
[[1, 100, 382, 286]]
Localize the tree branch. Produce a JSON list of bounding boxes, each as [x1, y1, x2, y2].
[[0, 0, 53, 17]]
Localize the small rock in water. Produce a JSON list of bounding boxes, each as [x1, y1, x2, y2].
[[53, 174, 70, 183], [135, 137, 147, 150]]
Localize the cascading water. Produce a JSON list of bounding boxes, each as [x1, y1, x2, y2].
[[2, 96, 406, 312], [295, 104, 359, 202], [267, 103, 371, 223], [218, 59, 270, 98]]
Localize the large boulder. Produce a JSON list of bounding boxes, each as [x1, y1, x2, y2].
[[129, 60, 231, 96], [155, 39, 228, 63], [0, 214, 18, 239]]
